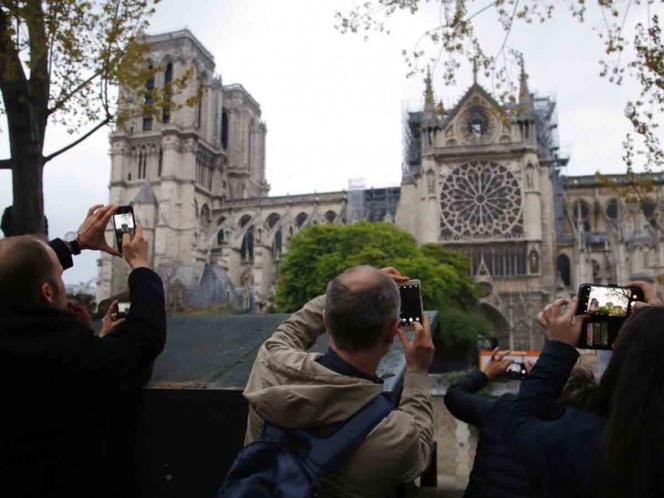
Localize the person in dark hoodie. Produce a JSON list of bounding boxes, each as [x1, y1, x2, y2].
[[0, 204, 166, 498], [446, 350, 598, 498], [504, 284, 664, 498]]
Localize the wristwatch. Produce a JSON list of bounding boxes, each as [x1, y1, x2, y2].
[[64, 231, 82, 256]]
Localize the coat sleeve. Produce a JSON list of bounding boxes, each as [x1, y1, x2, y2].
[[261, 295, 327, 353], [61, 267, 166, 380], [49, 239, 74, 271], [395, 371, 435, 481], [444, 370, 494, 428], [503, 341, 579, 476]]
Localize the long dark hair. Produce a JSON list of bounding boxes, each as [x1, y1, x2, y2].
[[593, 307, 664, 498]]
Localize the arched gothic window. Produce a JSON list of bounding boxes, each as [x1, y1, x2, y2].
[[556, 254, 571, 287], [239, 214, 252, 228], [158, 147, 163, 176], [295, 212, 308, 228], [324, 210, 336, 224], [266, 213, 280, 230], [217, 229, 225, 245], [221, 108, 229, 149], [273, 229, 283, 258], [162, 62, 173, 123], [606, 199, 620, 221], [143, 65, 155, 131], [641, 198, 657, 228], [138, 147, 147, 179], [241, 227, 255, 262]]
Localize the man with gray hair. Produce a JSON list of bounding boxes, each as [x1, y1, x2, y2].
[[243, 265, 435, 497]]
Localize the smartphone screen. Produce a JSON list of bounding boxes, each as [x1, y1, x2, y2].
[[113, 207, 135, 254], [576, 284, 643, 318], [399, 282, 423, 326], [576, 284, 645, 349]]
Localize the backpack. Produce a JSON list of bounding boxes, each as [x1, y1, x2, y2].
[[217, 393, 394, 498]]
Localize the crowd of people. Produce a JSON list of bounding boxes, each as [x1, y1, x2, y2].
[[0, 204, 662, 498]]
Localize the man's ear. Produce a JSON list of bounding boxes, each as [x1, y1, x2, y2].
[[385, 318, 400, 343], [40, 281, 55, 305]]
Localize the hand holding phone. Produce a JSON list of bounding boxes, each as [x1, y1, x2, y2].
[[112, 205, 136, 255]]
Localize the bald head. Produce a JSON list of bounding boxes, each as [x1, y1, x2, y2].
[[324, 265, 400, 352], [0, 236, 63, 308]]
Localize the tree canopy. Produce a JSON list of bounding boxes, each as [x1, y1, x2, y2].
[[336, 1, 664, 175], [275, 222, 479, 315], [0, 0, 192, 234]]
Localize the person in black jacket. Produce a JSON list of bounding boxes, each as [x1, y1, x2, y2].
[[0, 204, 166, 498], [504, 285, 664, 498], [446, 352, 598, 498], [445, 350, 541, 498]]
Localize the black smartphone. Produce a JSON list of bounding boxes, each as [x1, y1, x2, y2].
[[505, 361, 528, 381], [399, 279, 423, 327], [112, 205, 135, 254], [576, 283, 645, 349], [111, 301, 131, 320]]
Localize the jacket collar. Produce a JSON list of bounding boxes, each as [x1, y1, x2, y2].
[[316, 347, 383, 384]]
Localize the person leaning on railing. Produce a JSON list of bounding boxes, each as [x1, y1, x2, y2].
[[0, 205, 166, 498]]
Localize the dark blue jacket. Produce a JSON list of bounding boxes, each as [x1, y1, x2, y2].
[[445, 371, 542, 498], [504, 341, 604, 498]]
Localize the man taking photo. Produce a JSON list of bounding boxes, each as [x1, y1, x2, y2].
[[0, 205, 166, 498], [243, 265, 435, 498]]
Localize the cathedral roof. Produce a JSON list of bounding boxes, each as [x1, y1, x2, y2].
[[133, 181, 158, 205], [441, 82, 507, 128]]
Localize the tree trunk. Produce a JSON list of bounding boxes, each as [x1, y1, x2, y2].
[[10, 149, 46, 236]]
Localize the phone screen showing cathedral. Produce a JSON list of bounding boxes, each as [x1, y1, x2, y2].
[[114, 212, 135, 235], [586, 286, 631, 317]]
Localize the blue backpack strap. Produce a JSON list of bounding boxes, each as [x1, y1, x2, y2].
[[299, 393, 394, 480]]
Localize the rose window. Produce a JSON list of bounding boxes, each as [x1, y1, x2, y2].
[[440, 161, 523, 238]]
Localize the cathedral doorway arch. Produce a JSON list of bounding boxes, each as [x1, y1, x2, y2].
[[479, 302, 510, 348]]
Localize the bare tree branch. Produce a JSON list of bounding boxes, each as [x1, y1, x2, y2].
[[43, 117, 110, 163]]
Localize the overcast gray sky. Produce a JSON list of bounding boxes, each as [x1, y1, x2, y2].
[[0, 0, 657, 285]]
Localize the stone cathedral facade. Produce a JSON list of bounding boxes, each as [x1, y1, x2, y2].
[[98, 29, 664, 351]]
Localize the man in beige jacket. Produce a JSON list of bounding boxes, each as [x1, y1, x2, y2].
[[243, 265, 435, 498]]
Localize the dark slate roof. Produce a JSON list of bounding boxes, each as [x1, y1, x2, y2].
[[148, 311, 438, 391]]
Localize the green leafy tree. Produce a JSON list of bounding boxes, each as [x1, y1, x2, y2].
[[0, 0, 193, 235], [275, 221, 478, 314], [434, 307, 491, 353]]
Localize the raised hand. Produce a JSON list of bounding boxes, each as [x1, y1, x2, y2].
[[537, 297, 585, 347], [99, 300, 126, 338], [122, 224, 149, 270], [481, 347, 513, 380], [77, 204, 121, 256], [379, 266, 410, 285], [398, 313, 435, 374]]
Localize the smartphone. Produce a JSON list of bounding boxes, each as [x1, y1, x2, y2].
[[505, 361, 528, 381], [399, 279, 423, 327], [112, 301, 131, 320], [112, 205, 135, 254], [575, 283, 645, 349]]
